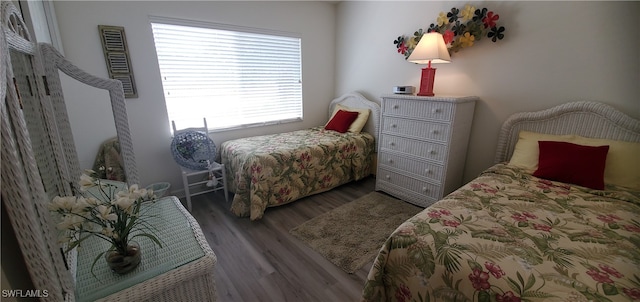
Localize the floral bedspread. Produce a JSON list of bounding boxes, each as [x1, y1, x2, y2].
[[221, 127, 374, 220], [362, 164, 640, 302]]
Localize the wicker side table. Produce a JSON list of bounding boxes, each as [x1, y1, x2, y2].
[[74, 196, 217, 301]]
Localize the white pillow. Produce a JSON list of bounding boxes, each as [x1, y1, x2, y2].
[[327, 104, 370, 134], [572, 136, 640, 190], [509, 131, 576, 171]]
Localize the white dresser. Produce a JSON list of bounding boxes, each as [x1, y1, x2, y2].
[[376, 95, 477, 207]]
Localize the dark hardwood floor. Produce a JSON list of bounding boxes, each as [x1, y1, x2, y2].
[[187, 176, 377, 302]]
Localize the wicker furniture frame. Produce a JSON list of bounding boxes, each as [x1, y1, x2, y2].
[[495, 101, 640, 163], [2, 3, 73, 300], [2, 2, 217, 300], [328, 91, 381, 148], [375, 95, 477, 207], [90, 196, 217, 302], [39, 42, 139, 186], [172, 119, 229, 211]]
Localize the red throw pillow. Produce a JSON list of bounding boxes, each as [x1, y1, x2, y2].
[[533, 141, 609, 190], [325, 110, 359, 133]]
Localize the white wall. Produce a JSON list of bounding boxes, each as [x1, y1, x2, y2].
[[52, 1, 337, 192], [335, 1, 640, 183], [53, 1, 640, 192]]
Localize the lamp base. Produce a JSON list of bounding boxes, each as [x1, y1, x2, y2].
[[417, 67, 436, 97]]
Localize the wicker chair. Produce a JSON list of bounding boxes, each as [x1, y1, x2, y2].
[[171, 119, 229, 211], [1, 3, 217, 300]]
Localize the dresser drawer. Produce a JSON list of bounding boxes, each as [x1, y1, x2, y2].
[[379, 134, 447, 163], [375, 181, 437, 208], [377, 168, 441, 200], [383, 98, 453, 121], [382, 117, 450, 143], [378, 152, 444, 182]]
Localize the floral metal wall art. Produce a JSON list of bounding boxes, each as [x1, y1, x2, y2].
[[395, 4, 506, 60]]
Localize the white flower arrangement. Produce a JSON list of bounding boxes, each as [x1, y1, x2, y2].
[[49, 169, 162, 269]]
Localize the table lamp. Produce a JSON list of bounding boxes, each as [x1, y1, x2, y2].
[[407, 32, 451, 96]]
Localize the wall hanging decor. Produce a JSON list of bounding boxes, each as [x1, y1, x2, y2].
[[395, 4, 506, 60], [99, 25, 138, 98]]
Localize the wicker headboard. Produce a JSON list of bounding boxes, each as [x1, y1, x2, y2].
[[495, 101, 640, 163], [328, 92, 381, 146]]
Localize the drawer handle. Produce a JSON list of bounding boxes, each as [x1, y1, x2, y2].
[[393, 105, 399, 109], [432, 108, 441, 114], [429, 150, 436, 155], [422, 187, 429, 192], [389, 142, 395, 146], [388, 159, 393, 163], [431, 130, 439, 134], [385, 175, 391, 180], [391, 124, 397, 128], [425, 169, 432, 174]]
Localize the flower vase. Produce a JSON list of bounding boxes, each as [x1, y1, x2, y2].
[[105, 242, 141, 274]]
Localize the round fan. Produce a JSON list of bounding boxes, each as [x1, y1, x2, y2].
[[170, 131, 216, 170]]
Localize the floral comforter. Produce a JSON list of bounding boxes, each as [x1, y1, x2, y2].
[[362, 164, 640, 302], [221, 127, 374, 220]]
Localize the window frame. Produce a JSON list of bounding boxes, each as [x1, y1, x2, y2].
[[149, 16, 304, 133]]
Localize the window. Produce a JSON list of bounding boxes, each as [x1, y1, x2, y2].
[[150, 17, 303, 132]]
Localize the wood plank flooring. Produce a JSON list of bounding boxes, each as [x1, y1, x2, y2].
[[188, 176, 377, 302]]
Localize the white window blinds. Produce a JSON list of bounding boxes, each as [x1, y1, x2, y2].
[[150, 17, 303, 131]]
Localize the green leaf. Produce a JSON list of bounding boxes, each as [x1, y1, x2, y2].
[[389, 235, 418, 249], [470, 230, 515, 243], [632, 274, 640, 288], [454, 278, 462, 290], [506, 277, 522, 293], [467, 243, 512, 260], [414, 221, 433, 234], [432, 287, 472, 302], [517, 271, 525, 288], [131, 233, 163, 248], [541, 273, 588, 292], [478, 290, 490, 302], [629, 234, 640, 249], [524, 273, 536, 291], [579, 291, 613, 302], [467, 259, 481, 271], [441, 270, 454, 288], [409, 244, 436, 278], [416, 291, 430, 302], [437, 243, 464, 272], [544, 247, 574, 268], [65, 233, 110, 253], [507, 244, 543, 265], [90, 251, 107, 279], [602, 283, 618, 296], [569, 232, 616, 244], [522, 290, 556, 299]]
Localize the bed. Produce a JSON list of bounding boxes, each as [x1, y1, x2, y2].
[[362, 101, 640, 302], [221, 92, 381, 220]]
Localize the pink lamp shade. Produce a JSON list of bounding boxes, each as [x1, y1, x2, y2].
[[407, 32, 451, 96]]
